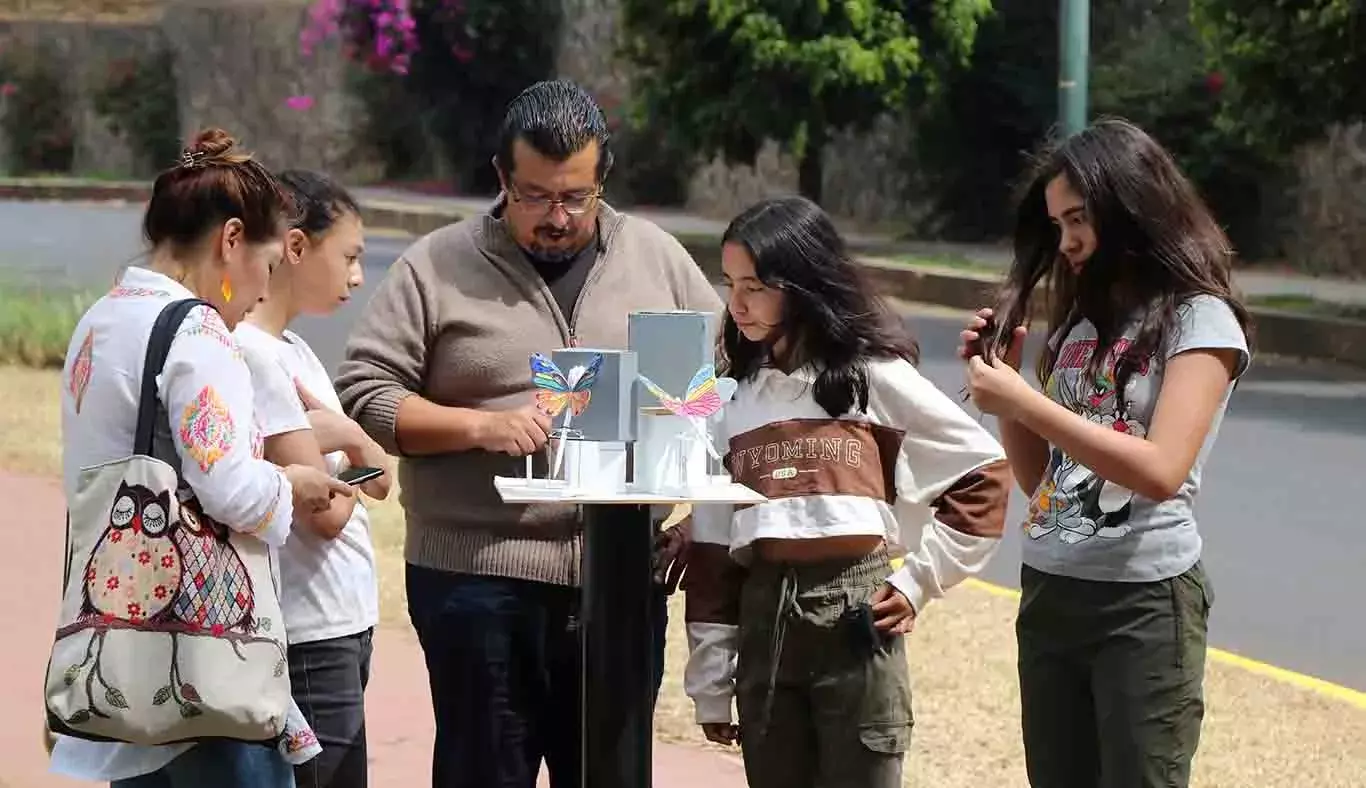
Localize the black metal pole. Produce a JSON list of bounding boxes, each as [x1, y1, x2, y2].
[[581, 503, 655, 788]]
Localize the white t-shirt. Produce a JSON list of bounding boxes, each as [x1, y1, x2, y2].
[[236, 323, 380, 644]]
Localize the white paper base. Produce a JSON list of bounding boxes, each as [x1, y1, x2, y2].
[[494, 475, 763, 505]]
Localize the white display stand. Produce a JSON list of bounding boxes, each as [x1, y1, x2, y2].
[[513, 319, 749, 788], [492, 472, 764, 788]]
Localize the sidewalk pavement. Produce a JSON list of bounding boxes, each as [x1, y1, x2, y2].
[[0, 471, 747, 787], [353, 186, 1366, 309]]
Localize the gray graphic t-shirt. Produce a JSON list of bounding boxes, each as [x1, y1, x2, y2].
[[1020, 294, 1250, 582]]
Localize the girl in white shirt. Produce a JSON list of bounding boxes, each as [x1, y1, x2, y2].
[[54, 128, 351, 788], [237, 169, 390, 788], [683, 196, 1011, 787]]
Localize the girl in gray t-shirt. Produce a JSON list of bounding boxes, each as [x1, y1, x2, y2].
[[959, 118, 1251, 788]]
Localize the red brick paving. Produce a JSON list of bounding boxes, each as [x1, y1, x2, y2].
[[0, 471, 747, 787]]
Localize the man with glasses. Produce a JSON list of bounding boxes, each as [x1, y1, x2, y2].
[[335, 79, 721, 788]]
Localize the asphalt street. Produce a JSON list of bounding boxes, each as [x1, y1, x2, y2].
[[7, 200, 1366, 691]]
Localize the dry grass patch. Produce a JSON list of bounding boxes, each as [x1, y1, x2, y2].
[[366, 492, 410, 628], [661, 584, 1366, 787], [0, 365, 62, 476]]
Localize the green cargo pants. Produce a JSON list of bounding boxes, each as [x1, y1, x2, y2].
[[734, 549, 913, 788], [1017, 561, 1213, 788]]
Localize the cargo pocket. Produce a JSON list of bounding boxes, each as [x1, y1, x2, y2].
[[858, 720, 912, 755], [855, 634, 915, 754]]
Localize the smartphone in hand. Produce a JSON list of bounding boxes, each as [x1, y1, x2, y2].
[[336, 466, 385, 487]]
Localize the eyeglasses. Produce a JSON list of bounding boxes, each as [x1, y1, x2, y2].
[[508, 184, 601, 216]]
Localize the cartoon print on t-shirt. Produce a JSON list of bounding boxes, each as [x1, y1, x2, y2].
[[1025, 336, 1149, 544]]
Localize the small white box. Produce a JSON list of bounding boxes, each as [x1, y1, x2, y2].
[[634, 409, 709, 493], [554, 435, 628, 493]]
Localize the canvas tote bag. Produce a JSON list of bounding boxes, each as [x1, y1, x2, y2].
[[45, 298, 292, 745]]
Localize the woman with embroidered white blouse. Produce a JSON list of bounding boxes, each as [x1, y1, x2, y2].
[[52, 129, 351, 788], [236, 170, 390, 788], [683, 196, 1012, 788]]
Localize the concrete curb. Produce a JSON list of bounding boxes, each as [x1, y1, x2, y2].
[[3, 178, 1364, 369], [0, 178, 150, 203], [358, 200, 460, 238]]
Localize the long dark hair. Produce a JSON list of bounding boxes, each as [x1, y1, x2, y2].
[[986, 118, 1252, 397], [718, 196, 919, 418]]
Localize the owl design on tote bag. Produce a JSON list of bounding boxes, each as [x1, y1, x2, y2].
[[81, 481, 183, 626]]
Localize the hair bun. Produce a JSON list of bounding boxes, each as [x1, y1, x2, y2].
[[178, 127, 253, 169], [188, 127, 236, 156]]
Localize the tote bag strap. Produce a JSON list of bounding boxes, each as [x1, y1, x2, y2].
[[132, 298, 214, 458]]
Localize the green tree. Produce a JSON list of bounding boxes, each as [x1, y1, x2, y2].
[[618, 0, 991, 204], [1191, 0, 1365, 153]]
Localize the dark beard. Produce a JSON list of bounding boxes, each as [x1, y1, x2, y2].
[[525, 243, 586, 265], [525, 230, 595, 266]]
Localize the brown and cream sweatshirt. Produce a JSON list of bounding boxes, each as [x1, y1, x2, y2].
[[682, 358, 1011, 724], [334, 201, 722, 586]]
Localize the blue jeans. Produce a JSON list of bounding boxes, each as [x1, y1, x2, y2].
[[405, 564, 669, 788], [110, 740, 295, 788]]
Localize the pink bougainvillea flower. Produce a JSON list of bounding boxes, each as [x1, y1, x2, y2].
[[300, 0, 429, 74], [285, 95, 316, 111], [0, 82, 16, 97]]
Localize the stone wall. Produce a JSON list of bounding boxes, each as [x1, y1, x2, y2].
[[0, 0, 366, 179], [0, 0, 159, 21], [1287, 123, 1366, 278], [160, 0, 365, 177], [686, 116, 926, 228], [0, 19, 163, 175]]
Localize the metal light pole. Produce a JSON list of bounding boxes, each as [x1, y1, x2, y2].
[[1058, 0, 1090, 136]]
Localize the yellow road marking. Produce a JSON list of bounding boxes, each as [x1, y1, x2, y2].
[[962, 578, 1366, 711]]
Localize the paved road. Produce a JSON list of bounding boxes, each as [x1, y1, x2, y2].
[[7, 201, 1366, 692]]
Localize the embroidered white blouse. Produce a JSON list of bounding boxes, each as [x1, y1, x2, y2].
[[51, 267, 296, 781]]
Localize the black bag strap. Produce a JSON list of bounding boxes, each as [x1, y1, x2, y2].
[[133, 298, 213, 458]]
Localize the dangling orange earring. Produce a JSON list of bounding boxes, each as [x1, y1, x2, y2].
[[221, 276, 233, 303]]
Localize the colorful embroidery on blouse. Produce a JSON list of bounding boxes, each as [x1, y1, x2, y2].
[[178, 385, 235, 472], [179, 307, 240, 358], [246, 473, 285, 534], [250, 417, 265, 460], [108, 285, 172, 299], [284, 726, 320, 755], [69, 328, 94, 414]]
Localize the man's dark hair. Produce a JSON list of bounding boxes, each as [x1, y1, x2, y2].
[[495, 79, 613, 182]]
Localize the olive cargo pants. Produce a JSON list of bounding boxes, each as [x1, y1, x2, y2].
[[734, 550, 913, 788], [1017, 562, 1213, 788]]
